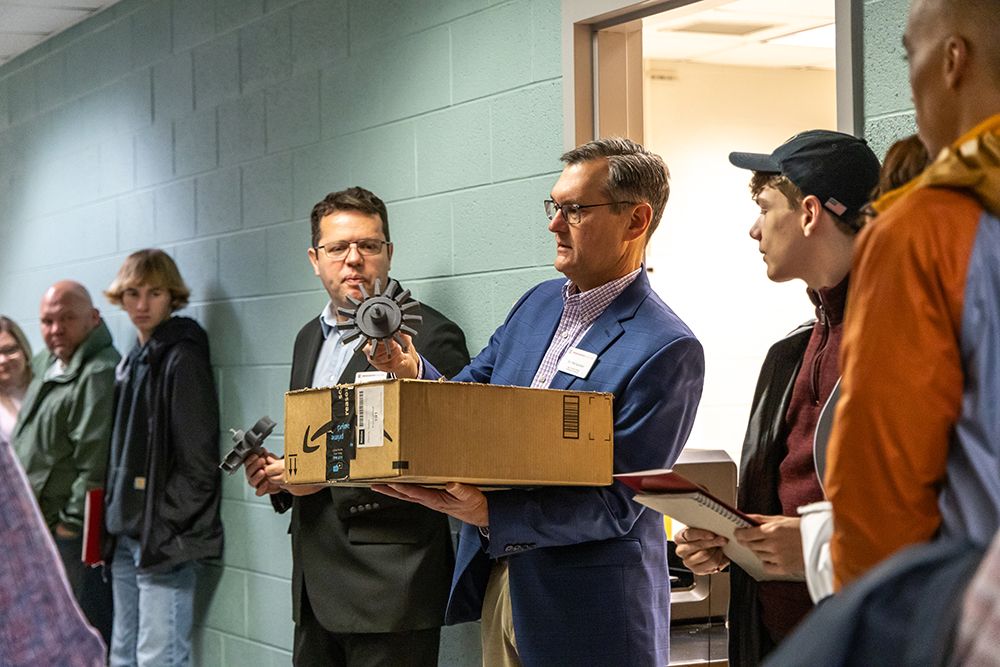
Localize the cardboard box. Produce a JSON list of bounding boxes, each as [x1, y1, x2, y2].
[[283, 379, 614, 486]]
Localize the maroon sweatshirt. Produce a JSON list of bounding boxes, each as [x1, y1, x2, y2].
[[756, 274, 848, 641]]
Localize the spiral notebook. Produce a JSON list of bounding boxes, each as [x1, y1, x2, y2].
[[616, 469, 798, 582]]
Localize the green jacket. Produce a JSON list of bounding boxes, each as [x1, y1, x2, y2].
[[13, 320, 120, 532]]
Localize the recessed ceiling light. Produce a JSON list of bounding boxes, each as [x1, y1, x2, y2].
[[765, 23, 836, 48], [665, 21, 778, 37]]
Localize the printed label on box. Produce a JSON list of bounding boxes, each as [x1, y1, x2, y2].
[[355, 370, 389, 384], [562, 395, 580, 439], [356, 385, 384, 448]]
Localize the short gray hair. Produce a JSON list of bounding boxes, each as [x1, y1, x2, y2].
[[560, 138, 670, 241]]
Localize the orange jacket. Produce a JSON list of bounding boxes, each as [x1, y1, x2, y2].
[[827, 114, 1000, 588]]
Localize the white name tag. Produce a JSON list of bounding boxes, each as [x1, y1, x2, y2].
[[355, 371, 388, 384], [557, 347, 597, 379]]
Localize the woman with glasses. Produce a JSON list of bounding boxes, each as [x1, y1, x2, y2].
[[102, 249, 222, 667], [0, 316, 33, 449]]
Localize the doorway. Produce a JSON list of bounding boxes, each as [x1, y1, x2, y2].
[[643, 0, 836, 464], [563, 0, 844, 466]]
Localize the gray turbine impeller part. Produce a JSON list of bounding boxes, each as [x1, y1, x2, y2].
[[218, 415, 276, 474], [335, 278, 422, 358]]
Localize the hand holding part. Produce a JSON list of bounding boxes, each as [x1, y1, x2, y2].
[[734, 514, 806, 577], [260, 455, 321, 495], [336, 278, 422, 359], [365, 332, 420, 379], [673, 527, 731, 575], [220, 416, 277, 474], [245, 449, 282, 496]]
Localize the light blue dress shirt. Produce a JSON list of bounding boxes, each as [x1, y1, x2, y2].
[[310, 302, 357, 389]]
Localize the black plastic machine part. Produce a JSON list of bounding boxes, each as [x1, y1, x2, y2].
[[219, 415, 277, 474], [335, 278, 422, 359]]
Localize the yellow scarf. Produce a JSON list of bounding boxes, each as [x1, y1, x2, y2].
[[873, 113, 1000, 218]]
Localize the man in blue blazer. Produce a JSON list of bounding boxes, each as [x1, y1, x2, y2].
[[372, 138, 705, 667]]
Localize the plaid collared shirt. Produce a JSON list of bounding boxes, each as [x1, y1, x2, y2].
[[530, 268, 641, 388], [0, 440, 106, 666]]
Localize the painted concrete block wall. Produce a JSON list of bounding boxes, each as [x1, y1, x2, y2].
[[863, 0, 918, 157], [0, 0, 562, 664]]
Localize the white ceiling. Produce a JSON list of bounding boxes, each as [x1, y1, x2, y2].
[[643, 0, 836, 70], [0, 0, 125, 66]]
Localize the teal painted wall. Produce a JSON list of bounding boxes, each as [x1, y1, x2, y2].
[[0, 0, 562, 664], [862, 0, 918, 157], [0, 0, 925, 663]]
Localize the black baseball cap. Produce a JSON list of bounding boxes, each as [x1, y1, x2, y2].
[[729, 130, 880, 223]]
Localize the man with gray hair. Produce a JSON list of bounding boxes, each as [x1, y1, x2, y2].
[[13, 280, 120, 643], [369, 138, 705, 666]]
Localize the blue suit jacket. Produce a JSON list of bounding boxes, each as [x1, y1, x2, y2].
[[429, 272, 705, 667]]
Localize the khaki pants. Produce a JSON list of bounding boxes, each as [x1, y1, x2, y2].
[[481, 558, 521, 667]]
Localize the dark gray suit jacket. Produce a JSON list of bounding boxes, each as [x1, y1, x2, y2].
[[275, 300, 470, 635]]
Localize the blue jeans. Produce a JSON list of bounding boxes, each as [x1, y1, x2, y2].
[[110, 535, 196, 667]]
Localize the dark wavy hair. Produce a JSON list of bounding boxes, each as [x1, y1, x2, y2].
[[310, 187, 390, 247]]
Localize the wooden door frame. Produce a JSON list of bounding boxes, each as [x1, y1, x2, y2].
[[561, 0, 863, 149]]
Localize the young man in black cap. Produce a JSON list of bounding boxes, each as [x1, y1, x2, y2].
[[674, 130, 880, 666]]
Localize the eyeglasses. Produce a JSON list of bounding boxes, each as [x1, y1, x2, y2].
[[0, 345, 22, 360], [313, 239, 390, 261], [543, 199, 634, 225]]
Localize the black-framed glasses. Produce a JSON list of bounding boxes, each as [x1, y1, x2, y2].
[[543, 199, 634, 225], [312, 239, 390, 261]]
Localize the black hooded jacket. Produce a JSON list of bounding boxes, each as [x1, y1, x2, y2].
[[103, 316, 223, 573], [729, 322, 813, 666]]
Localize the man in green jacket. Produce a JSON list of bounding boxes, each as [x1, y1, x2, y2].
[[13, 280, 120, 643]]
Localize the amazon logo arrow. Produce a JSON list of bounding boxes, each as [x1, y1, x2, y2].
[[302, 421, 334, 454]]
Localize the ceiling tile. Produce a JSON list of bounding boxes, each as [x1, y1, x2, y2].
[[643, 0, 835, 71], [0, 0, 125, 65], [0, 6, 92, 34], [717, 0, 833, 19], [695, 41, 836, 69], [11, 0, 108, 8], [0, 32, 44, 58], [644, 31, 742, 61]]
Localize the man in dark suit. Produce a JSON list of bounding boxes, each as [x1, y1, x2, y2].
[[244, 187, 469, 667], [369, 139, 705, 667]]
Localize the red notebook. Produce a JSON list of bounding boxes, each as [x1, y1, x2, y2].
[[82, 488, 104, 566], [615, 468, 758, 525], [616, 469, 798, 582]]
